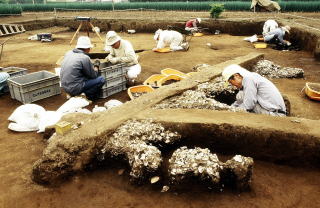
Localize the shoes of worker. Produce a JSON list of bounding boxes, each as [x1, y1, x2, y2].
[[181, 42, 190, 51]]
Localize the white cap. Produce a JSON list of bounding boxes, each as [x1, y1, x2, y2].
[[222, 64, 247, 82], [105, 31, 121, 46], [196, 18, 201, 23], [154, 29, 162, 41], [282, 25, 291, 34], [75, 36, 93, 49]]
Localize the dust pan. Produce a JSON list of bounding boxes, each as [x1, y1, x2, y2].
[[305, 82, 320, 101], [161, 68, 188, 78], [193, 33, 204, 37], [158, 74, 185, 87], [153, 47, 171, 53], [143, 74, 167, 88], [127, 85, 154, 100], [253, 43, 267, 49]]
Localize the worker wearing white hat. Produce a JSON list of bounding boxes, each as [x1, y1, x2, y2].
[[105, 31, 141, 85], [257, 25, 291, 46], [153, 29, 189, 51], [185, 18, 201, 33], [222, 64, 286, 116], [60, 36, 105, 100]]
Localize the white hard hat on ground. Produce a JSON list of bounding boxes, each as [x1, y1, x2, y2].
[[222, 64, 247, 82], [75, 36, 93, 49], [196, 18, 201, 23], [154, 29, 162, 41], [105, 31, 121, 46]]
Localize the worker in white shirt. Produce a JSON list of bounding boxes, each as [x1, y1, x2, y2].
[[153, 29, 189, 51], [262, 19, 278, 36], [222, 64, 286, 116], [105, 31, 141, 84]]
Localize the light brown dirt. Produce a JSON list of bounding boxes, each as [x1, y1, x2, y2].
[[1, 12, 320, 208]]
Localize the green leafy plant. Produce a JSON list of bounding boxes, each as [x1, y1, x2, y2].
[[210, 3, 225, 19]]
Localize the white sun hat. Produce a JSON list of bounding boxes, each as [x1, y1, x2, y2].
[[222, 64, 247, 82], [75, 36, 93, 49], [154, 29, 162, 41], [105, 31, 121, 46], [282, 25, 291, 34], [196, 18, 202, 23]]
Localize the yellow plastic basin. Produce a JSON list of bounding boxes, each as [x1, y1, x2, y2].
[[158, 74, 185, 86], [305, 82, 320, 101], [161, 68, 188, 78], [193, 33, 204, 37], [143, 74, 167, 87], [127, 85, 155, 100], [153, 47, 171, 53], [253, 43, 267, 49]]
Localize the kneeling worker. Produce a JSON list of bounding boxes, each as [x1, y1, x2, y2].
[[258, 25, 291, 46], [153, 29, 189, 51], [60, 36, 105, 100], [185, 18, 201, 33], [222, 64, 286, 116], [105, 31, 141, 85]]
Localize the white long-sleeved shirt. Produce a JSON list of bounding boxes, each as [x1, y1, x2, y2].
[[262, 20, 278, 36], [155, 30, 183, 50], [107, 39, 139, 67], [234, 71, 286, 113]]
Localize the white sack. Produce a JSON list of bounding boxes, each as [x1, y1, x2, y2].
[[104, 99, 123, 109], [37, 111, 63, 133], [92, 105, 107, 113], [57, 97, 90, 114], [8, 104, 46, 132]]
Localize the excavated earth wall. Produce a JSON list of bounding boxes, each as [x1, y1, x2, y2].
[[31, 53, 320, 185]]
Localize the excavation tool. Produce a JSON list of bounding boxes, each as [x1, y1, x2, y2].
[[70, 16, 103, 45]]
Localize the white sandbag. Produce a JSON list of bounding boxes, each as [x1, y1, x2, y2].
[[92, 105, 107, 113], [57, 97, 90, 114], [104, 99, 123, 109], [8, 104, 46, 132], [37, 111, 63, 133]]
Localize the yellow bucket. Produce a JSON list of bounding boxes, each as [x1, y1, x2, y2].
[[158, 74, 185, 86], [305, 82, 320, 101], [143, 74, 167, 88], [127, 85, 155, 100], [161, 68, 188, 78]]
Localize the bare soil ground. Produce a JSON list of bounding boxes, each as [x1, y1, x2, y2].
[[0, 11, 320, 208]]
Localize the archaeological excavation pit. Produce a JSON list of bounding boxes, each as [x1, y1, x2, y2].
[[1, 13, 320, 204]]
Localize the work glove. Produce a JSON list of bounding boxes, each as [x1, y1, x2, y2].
[[109, 57, 120, 64], [286, 41, 292, 46]]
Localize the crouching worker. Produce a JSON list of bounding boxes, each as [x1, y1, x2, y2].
[[60, 36, 105, 101], [105, 31, 141, 85], [185, 18, 201, 34], [258, 25, 291, 46], [0, 71, 10, 95], [153, 29, 189, 51], [222, 64, 286, 116]]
